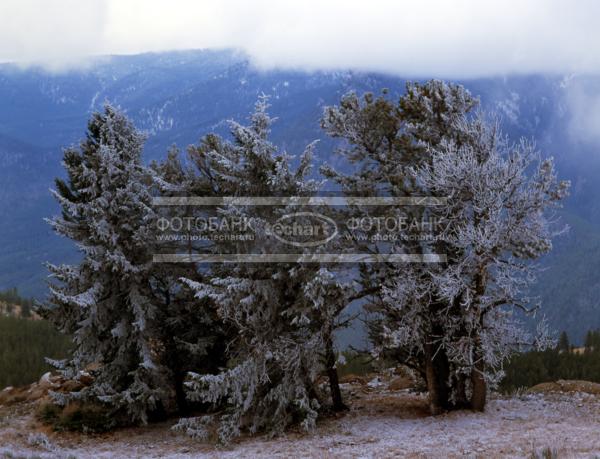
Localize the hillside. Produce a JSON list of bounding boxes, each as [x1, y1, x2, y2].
[[0, 301, 32, 318], [0, 288, 37, 319], [0, 315, 71, 388], [0, 288, 71, 388]]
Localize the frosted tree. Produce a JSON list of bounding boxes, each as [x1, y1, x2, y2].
[[39, 105, 178, 423], [321, 81, 480, 413], [322, 81, 568, 413], [174, 97, 353, 442], [405, 116, 569, 410], [321, 81, 477, 195], [150, 148, 231, 414]]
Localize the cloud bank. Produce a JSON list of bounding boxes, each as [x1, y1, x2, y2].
[[1, 0, 599, 77]]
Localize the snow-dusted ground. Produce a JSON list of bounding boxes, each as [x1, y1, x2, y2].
[[2, 386, 600, 458]]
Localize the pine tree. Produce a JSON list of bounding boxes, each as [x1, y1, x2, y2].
[[383, 113, 569, 410], [173, 97, 352, 442], [558, 331, 570, 353], [321, 81, 479, 413], [322, 81, 569, 413], [38, 104, 177, 423], [150, 146, 232, 414]]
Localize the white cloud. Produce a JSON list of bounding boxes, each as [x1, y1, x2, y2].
[[1, 0, 599, 76], [0, 0, 107, 71], [565, 78, 600, 146]]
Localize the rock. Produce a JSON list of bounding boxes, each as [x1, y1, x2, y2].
[[529, 380, 600, 395], [556, 380, 600, 395], [84, 362, 101, 373], [0, 386, 29, 405], [388, 376, 413, 391], [38, 372, 52, 386], [0, 371, 89, 405], [339, 374, 369, 385], [367, 377, 384, 388], [27, 387, 47, 401], [528, 382, 562, 393], [60, 379, 84, 392], [37, 372, 59, 390]]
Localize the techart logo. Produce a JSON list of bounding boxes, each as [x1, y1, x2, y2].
[[267, 212, 338, 247]]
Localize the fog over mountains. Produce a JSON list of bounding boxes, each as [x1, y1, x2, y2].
[[1, 49, 599, 342]]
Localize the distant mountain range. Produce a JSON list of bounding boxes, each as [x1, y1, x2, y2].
[[0, 49, 598, 342]]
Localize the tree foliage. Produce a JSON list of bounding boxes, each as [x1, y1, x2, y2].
[[37, 82, 569, 440], [321, 81, 569, 413], [173, 98, 352, 442], [38, 105, 178, 423]]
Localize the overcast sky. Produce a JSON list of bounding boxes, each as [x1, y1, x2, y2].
[[1, 0, 599, 76]]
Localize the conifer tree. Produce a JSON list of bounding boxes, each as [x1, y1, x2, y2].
[[321, 81, 479, 413], [322, 81, 568, 413], [384, 114, 569, 411], [558, 331, 570, 353], [39, 105, 177, 423], [174, 98, 352, 442], [151, 147, 232, 414]]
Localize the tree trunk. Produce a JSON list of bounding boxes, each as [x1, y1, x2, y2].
[[327, 365, 347, 412], [424, 340, 450, 415], [324, 329, 348, 412], [470, 360, 486, 411], [470, 262, 488, 412], [451, 372, 469, 409], [161, 287, 189, 415], [174, 369, 189, 415]]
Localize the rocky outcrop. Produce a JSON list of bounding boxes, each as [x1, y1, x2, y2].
[[529, 379, 600, 395], [0, 370, 94, 406]]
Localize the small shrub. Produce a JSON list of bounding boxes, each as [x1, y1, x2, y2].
[[36, 401, 62, 424], [37, 401, 115, 433], [26, 432, 53, 450], [337, 351, 375, 377], [529, 447, 559, 459]]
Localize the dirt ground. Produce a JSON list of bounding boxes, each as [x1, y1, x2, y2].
[[2, 379, 600, 458]]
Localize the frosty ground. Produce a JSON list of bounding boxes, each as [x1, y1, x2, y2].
[[2, 378, 600, 459]]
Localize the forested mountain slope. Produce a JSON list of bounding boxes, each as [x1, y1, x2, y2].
[[0, 49, 598, 341]]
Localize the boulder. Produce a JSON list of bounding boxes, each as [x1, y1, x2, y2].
[[529, 380, 600, 395], [389, 376, 413, 391]]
